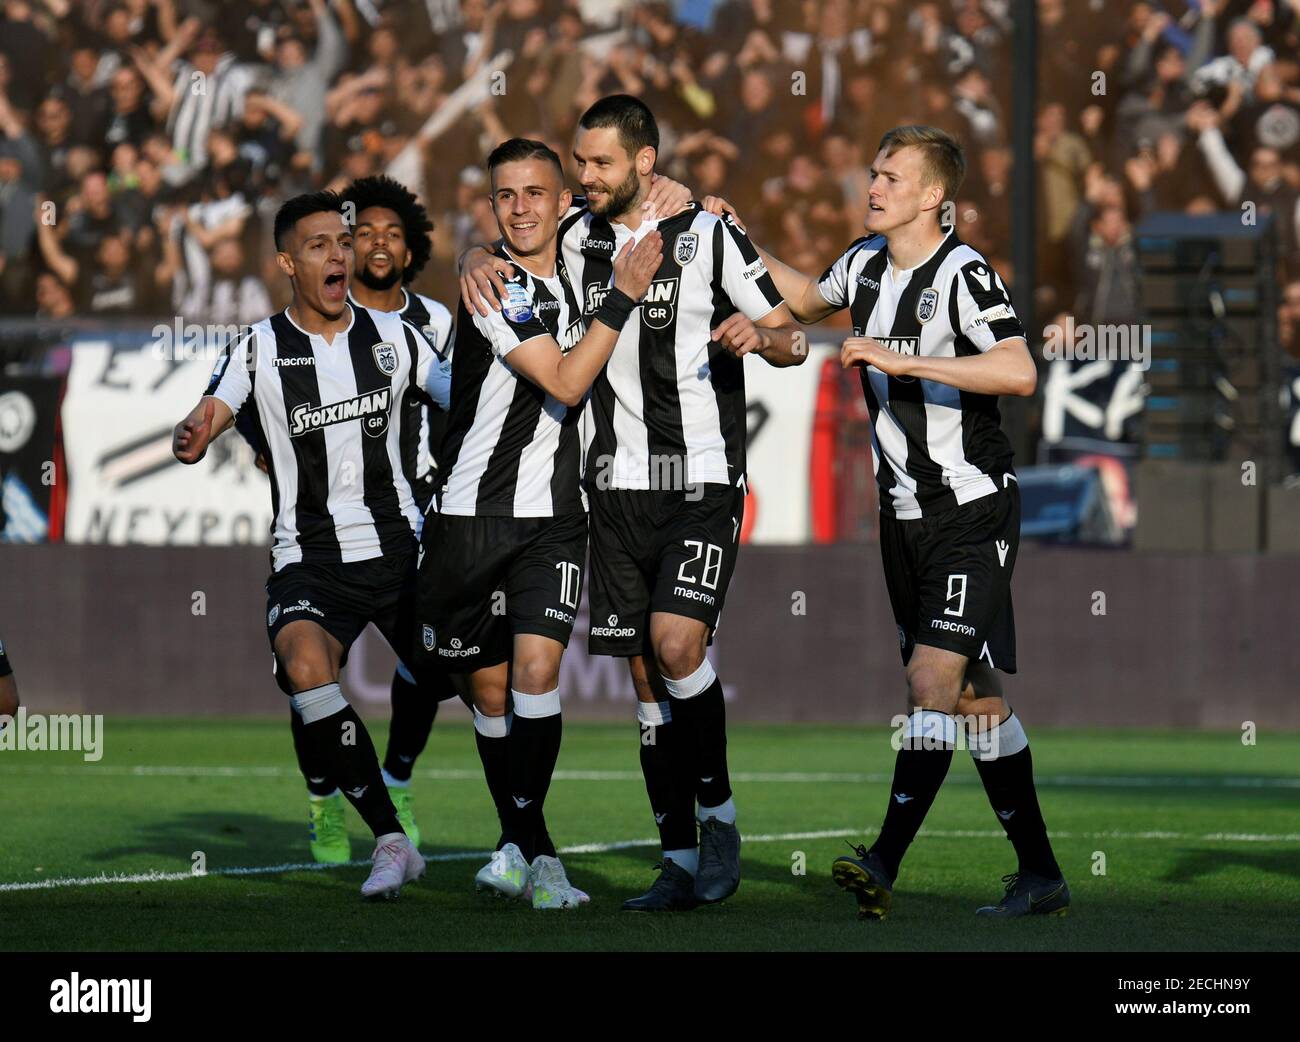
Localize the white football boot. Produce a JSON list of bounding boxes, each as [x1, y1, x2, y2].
[[474, 842, 529, 899], [528, 854, 589, 910], [360, 832, 425, 900]]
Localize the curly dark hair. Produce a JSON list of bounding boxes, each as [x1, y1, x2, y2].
[[341, 175, 434, 284]]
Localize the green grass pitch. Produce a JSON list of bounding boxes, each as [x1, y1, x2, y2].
[[1, 719, 1297, 951]]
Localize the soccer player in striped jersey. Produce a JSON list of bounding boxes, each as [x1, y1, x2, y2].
[[703, 124, 1068, 920], [172, 190, 450, 900], [463, 95, 806, 911], [243, 175, 459, 864], [417, 138, 663, 909]]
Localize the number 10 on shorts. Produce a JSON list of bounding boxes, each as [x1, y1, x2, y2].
[[677, 540, 723, 590], [555, 561, 581, 610]]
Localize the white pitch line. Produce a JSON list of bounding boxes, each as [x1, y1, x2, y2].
[[1, 763, 1297, 789], [2, 826, 1297, 894]]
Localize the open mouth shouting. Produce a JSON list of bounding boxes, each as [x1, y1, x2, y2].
[[322, 266, 347, 303]]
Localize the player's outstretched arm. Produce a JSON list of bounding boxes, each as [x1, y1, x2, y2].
[[700, 195, 839, 325], [172, 395, 235, 464], [842, 335, 1037, 397], [711, 303, 807, 368], [506, 231, 663, 406]]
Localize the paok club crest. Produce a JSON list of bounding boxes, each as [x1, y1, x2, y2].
[[674, 231, 699, 266], [372, 341, 398, 376], [915, 287, 940, 323]]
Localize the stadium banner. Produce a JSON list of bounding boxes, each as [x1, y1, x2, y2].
[[60, 341, 271, 546], [0, 372, 63, 543], [1038, 356, 1145, 460]]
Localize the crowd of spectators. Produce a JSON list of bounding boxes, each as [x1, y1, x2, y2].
[[0, 0, 1297, 361]]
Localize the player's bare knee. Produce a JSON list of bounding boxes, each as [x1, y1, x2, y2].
[[652, 632, 706, 680], [906, 667, 961, 714], [474, 687, 509, 717], [511, 656, 559, 696], [279, 649, 334, 693]]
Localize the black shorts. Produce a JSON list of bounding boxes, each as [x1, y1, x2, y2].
[[879, 480, 1019, 674], [587, 484, 744, 657], [0, 636, 11, 678], [266, 547, 422, 682], [416, 511, 589, 673]]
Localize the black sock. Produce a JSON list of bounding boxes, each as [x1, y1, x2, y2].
[[382, 666, 438, 782], [638, 701, 697, 853], [504, 690, 563, 864], [665, 669, 732, 810], [972, 714, 1061, 879], [473, 711, 512, 844], [289, 706, 336, 797], [868, 710, 956, 881], [534, 816, 557, 858], [292, 685, 402, 838]]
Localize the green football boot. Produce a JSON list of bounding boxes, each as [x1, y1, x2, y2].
[[307, 793, 351, 864], [388, 786, 421, 849]]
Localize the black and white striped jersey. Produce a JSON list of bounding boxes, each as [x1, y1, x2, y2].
[[817, 228, 1025, 520], [348, 288, 453, 510], [436, 247, 587, 518], [206, 303, 451, 570], [558, 203, 784, 491]]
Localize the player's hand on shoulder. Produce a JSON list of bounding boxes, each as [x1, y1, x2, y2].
[[173, 397, 215, 464], [701, 195, 745, 233], [711, 312, 762, 358], [459, 246, 517, 318], [643, 174, 691, 218], [842, 336, 909, 377], [613, 231, 662, 300]]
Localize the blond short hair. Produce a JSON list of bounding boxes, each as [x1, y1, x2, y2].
[[878, 125, 966, 208]]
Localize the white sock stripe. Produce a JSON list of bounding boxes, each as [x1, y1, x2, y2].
[[512, 688, 561, 719], [662, 659, 716, 699], [473, 709, 511, 738], [291, 683, 348, 725], [970, 711, 1029, 761], [905, 709, 957, 747], [637, 700, 672, 726]]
